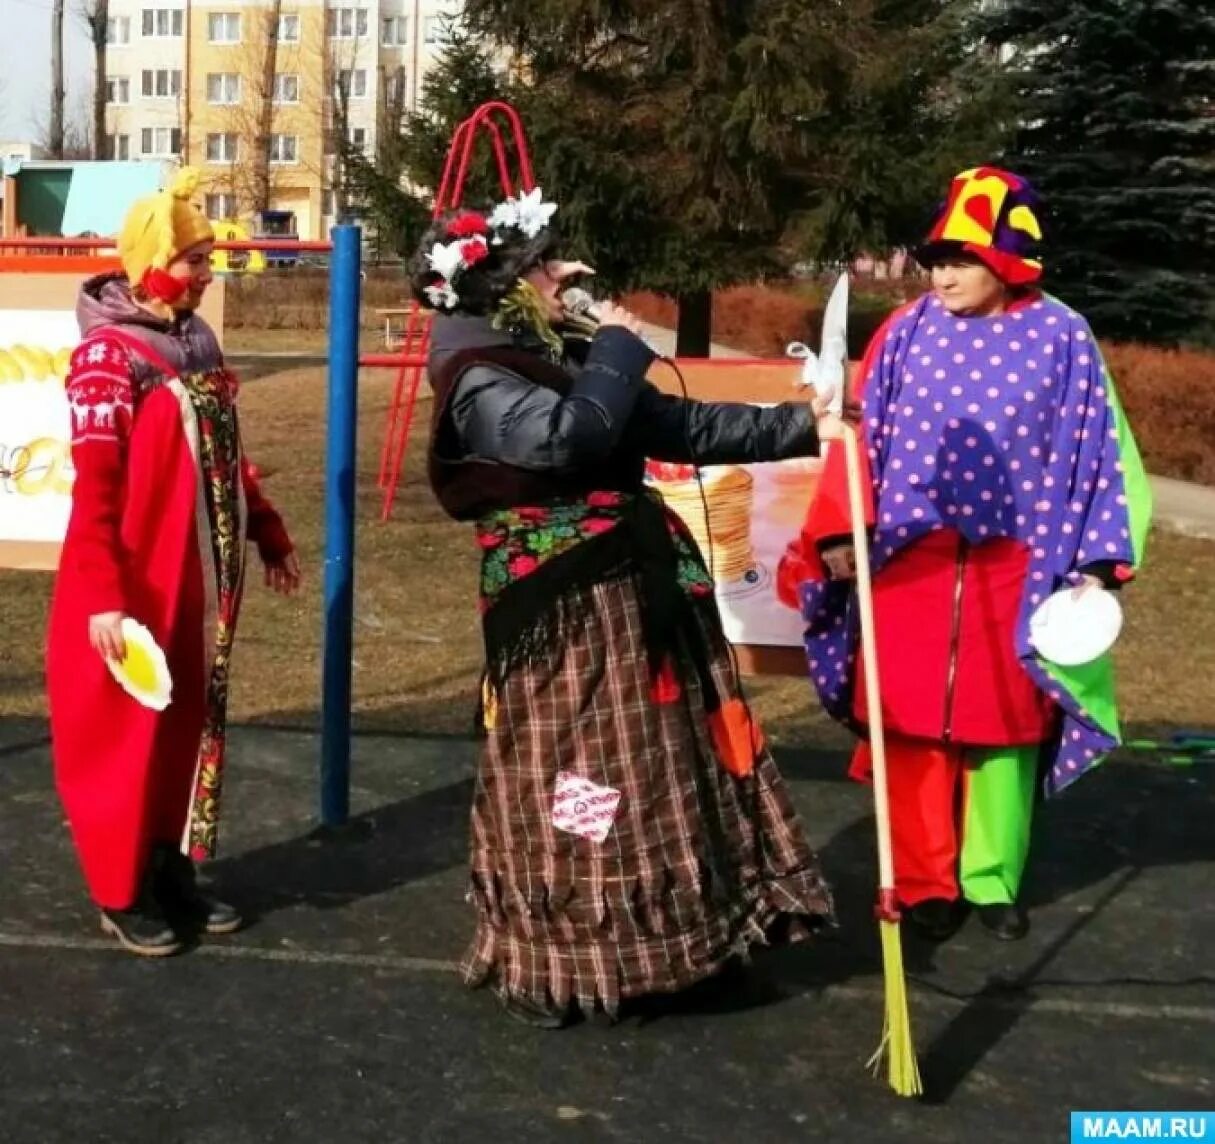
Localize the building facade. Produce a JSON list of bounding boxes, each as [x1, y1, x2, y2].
[[103, 0, 463, 240]]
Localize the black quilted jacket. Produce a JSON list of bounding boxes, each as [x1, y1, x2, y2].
[[428, 313, 821, 473]]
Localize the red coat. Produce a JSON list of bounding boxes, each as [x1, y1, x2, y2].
[[46, 327, 290, 909]]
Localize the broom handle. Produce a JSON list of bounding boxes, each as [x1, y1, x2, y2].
[[842, 426, 896, 894]]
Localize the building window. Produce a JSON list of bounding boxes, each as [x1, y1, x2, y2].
[[326, 7, 367, 39], [205, 193, 237, 221], [423, 15, 442, 43], [381, 15, 407, 46], [347, 126, 367, 152], [106, 16, 131, 44], [337, 68, 367, 99], [276, 12, 300, 41], [384, 67, 407, 105], [273, 74, 300, 103], [206, 73, 242, 104], [140, 126, 182, 156], [106, 76, 131, 104], [205, 133, 239, 163], [142, 69, 183, 98], [107, 133, 131, 160], [268, 134, 298, 164], [322, 189, 335, 217], [141, 8, 184, 37], [207, 13, 241, 43]]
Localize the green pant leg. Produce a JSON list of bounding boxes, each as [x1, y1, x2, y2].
[[958, 745, 1039, 905]]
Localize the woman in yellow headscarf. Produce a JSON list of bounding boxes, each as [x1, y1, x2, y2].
[[46, 169, 301, 957]]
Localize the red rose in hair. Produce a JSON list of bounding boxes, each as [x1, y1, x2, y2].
[[448, 212, 489, 238], [460, 237, 490, 266]]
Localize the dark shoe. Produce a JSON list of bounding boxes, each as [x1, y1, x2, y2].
[[154, 846, 243, 936], [496, 990, 572, 1030], [976, 902, 1029, 942], [99, 903, 183, 958], [906, 897, 968, 942]]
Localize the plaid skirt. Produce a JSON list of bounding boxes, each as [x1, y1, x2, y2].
[[462, 571, 834, 1016]]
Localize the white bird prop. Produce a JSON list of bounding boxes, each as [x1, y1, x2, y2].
[[786, 272, 849, 415]]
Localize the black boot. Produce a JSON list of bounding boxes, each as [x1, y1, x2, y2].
[[153, 846, 243, 936], [906, 897, 969, 942], [99, 875, 183, 958], [495, 990, 572, 1030], [976, 902, 1030, 941]]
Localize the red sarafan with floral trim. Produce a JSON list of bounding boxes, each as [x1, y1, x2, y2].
[[46, 271, 294, 910]]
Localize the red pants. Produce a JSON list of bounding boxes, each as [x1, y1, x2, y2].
[[853, 736, 1039, 906]]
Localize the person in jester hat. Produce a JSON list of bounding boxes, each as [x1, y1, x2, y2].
[[46, 169, 300, 957], [777, 167, 1152, 942]]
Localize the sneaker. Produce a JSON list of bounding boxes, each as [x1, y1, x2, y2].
[[154, 846, 243, 936], [976, 902, 1030, 942], [99, 902, 183, 958]]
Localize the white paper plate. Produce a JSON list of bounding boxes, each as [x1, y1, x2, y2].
[[105, 618, 173, 711], [1029, 587, 1123, 667]]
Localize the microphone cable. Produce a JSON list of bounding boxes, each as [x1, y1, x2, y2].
[[655, 356, 765, 788]]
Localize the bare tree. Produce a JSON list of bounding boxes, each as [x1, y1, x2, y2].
[[79, 0, 110, 159], [329, 53, 353, 218], [376, 63, 406, 169], [50, 0, 66, 157], [325, 24, 369, 222], [198, 7, 329, 226], [33, 92, 93, 159], [251, 0, 283, 214]]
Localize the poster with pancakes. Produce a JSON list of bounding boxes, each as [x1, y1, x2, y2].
[[645, 360, 832, 653]]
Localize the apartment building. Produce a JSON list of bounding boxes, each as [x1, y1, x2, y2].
[[103, 0, 464, 240]]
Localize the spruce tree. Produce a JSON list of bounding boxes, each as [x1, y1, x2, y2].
[[341, 18, 503, 258], [397, 17, 511, 202], [984, 0, 1215, 345], [458, 0, 1003, 353]]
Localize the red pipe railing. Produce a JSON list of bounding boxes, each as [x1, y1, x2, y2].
[[376, 99, 537, 522], [0, 236, 334, 252]]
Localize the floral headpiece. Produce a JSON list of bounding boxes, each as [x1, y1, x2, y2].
[[423, 187, 559, 312]]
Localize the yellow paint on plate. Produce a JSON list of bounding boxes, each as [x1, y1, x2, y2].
[[107, 619, 173, 711]]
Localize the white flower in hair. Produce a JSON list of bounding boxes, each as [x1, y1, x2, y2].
[[489, 186, 558, 239], [426, 240, 465, 282], [424, 280, 460, 311], [487, 198, 518, 234]]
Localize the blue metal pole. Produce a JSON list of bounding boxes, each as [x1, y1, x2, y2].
[[321, 224, 361, 826]]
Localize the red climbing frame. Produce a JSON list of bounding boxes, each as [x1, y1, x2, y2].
[[376, 100, 536, 520]]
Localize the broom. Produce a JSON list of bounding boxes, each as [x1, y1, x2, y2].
[[840, 422, 923, 1098]]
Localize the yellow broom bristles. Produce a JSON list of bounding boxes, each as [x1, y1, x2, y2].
[[866, 918, 923, 1098]]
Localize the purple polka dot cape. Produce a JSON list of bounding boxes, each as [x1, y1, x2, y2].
[[798, 292, 1153, 796]]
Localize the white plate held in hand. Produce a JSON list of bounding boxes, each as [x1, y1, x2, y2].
[[1029, 586, 1123, 667], [105, 618, 173, 710]]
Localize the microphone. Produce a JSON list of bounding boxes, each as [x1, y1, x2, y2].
[[560, 287, 667, 357], [561, 286, 604, 325]]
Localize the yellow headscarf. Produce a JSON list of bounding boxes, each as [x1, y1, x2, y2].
[[117, 167, 215, 288]]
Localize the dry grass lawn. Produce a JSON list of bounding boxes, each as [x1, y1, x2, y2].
[[2, 361, 1212, 750]]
